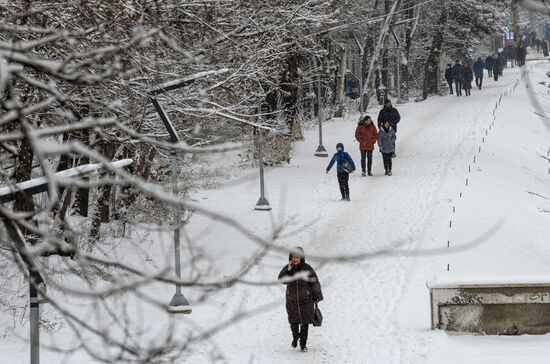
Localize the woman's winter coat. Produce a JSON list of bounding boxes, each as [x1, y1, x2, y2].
[[355, 121, 378, 151], [278, 254, 323, 325], [463, 66, 474, 87], [377, 126, 396, 154], [326, 143, 356, 173]]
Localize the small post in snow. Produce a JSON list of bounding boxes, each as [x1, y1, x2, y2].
[[255, 105, 272, 211], [314, 61, 328, 157]]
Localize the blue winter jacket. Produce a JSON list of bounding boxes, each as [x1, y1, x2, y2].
[[326, 149, 356, 174], [473, 59, 485, 77]]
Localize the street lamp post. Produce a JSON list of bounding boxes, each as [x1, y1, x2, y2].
[[0, 159, 133, 364], [254, 128, 271, 211], [149, 97, 192, 314], [314, 65, 328, 157], [254, 104, 271, 211]]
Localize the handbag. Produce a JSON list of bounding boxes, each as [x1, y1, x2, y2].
[[312, 302, 323, 327]]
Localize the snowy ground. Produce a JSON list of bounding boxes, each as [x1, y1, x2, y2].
[[1, 59, 549, 363]]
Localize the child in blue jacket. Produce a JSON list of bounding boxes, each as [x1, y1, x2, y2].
[[326, 143, 355, 201]]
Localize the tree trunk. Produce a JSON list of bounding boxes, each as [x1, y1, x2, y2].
[[13, 135, 35, 214], [99, 142, 116, 223], [422, 9, 447, 100], [334, 44, 347, 117], [363, 0, 403, 110], [74, 128, 90, 217]]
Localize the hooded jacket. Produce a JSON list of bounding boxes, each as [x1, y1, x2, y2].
[[377, 126, 396, 154], [326, 143, 356, 174], [473, 59, 485, 77], [278, 247, 323, 324], [355, 119, 378, 151]]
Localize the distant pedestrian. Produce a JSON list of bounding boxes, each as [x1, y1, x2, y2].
[[355, 115, 378, 177], [444, 64, 454, 94], [493, 57, 502, 81], [377, 99, 400, 157], [485, 55, 494, 77], [463, 62, 473, 96], [326, 143, 355, 201], [278, 247, 323, 352], [473, 57, 485, 90], [377, 120, 396, 176], [542, 41, 549, 57], [452, 60, 464, 96]]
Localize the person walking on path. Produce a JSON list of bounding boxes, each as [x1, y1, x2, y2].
[[326, 143, 355, 201], [485, 55, 494, 77], [473, 57, 485, 90], [377, 120, 396, 176], [278, 247, 323, 352], [493, 56, 502, 81], [444, 63, 454, 95], [463, 62, 474, 96], [451, 60, 464, 96], [355, 115, 378, 177], [377, 99, 400, 157]]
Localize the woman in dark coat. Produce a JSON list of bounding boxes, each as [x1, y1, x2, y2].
[[278, 247, 323, 352], [463, 62, 474, 96]]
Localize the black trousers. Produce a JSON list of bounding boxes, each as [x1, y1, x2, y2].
[[487, 69, 492, 77], [454, 81, 462, 96], [360, 150, 373, 173], [290, 323, 309, 348], [447, 80, 453, 94], [382, 153, 393, 172], [337, 172, 350, 199], [493, 72, 498, 81], [475, 76, 483, 89]]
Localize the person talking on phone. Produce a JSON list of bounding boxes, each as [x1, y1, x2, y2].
[[278, 247, 323, 352]]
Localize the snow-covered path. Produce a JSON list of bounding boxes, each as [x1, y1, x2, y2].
[[170, 61, 549, 364]]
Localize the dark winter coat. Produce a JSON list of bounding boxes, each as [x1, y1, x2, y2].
[[377, 106, 401, 130], [444, 67, 453, 82], [463, 66, 474, 88], [542, 42, 549, 57], [473, 59, 485, 77], [355, 121, 378, 151], [485, 56, 493, 69], [451, 63, 464, 82], [326, 144, 356, 174], [493, 59, 502, 74], [377, 126, 396, 154], [278, 254, 323, 325]]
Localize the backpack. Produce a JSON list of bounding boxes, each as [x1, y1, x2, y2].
[[341, 156, 353, 173]]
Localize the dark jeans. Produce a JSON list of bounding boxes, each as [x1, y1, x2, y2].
[[337, 172, 350, 199], [454, 81, 462, 96], [360, 150, 373, 174], [290, 323, 309, 348], [382, 153, 393, 172], [447, 80, 453, 94], [475, 76, 483, 89], [487, 69, 492, 77]]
